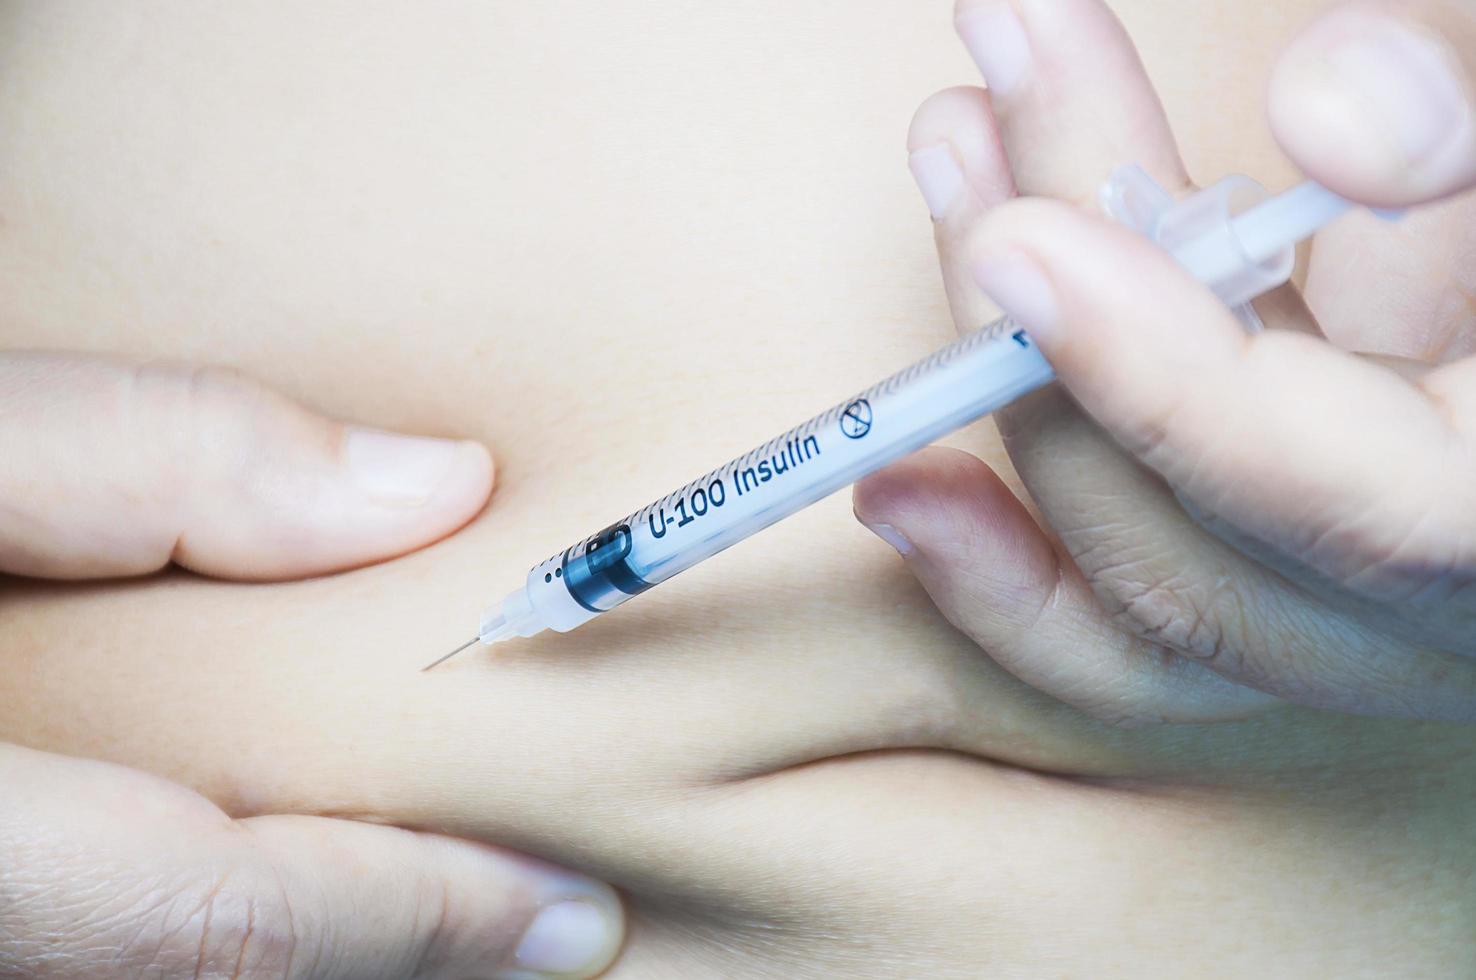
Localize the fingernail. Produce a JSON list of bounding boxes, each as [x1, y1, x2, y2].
[[971, 251, 1058, 346], [956, 2, 1031, 97], [860, 519, 915, 557], [344, 427, 468, 506], [1323, 16, 1468, 168], [908, 144, 967, 220], [510, 899, 616, 977]]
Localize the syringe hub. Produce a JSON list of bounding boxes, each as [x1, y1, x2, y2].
[[478, 586, 549, 644]]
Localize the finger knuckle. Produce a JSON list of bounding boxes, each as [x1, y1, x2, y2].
[[129, 362, 268, 470], [135, 870, 307, 980], [207, 881, 305, 980], [132, 360, 260, 424], [0, 849, 151, 978], [181, 364, 278, 458], [0, 859, 306, 980], [1099, 565, 1240, 671]]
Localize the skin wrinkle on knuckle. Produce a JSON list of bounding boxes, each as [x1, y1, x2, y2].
[[145, 873, 300, 980], [1057, 516, 1140, 570], [23, 871, 183, 975], [955, 553, 1070, 671], [251, 833, 339, 980], [927, 558, 1177, 728], [125, 362, 255, 553], [104, 361, 191, 568], [0, 855, 294, 980], [1037, 434, 1296, 687], [0, 863, 66, 977], [154, 360, 333, 562], [1093, 557, 1237, 670], [183, 364, 276, 478], [129, 361, 232, 464], [1269, 613, 1360, 700], [405, 876, 456, 980]]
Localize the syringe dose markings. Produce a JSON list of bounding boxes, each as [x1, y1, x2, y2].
[[645, 434, 821, 539], [637, 317, 1024, 542]]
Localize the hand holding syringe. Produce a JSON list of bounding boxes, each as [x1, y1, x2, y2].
[[847, 0, 1476, 726], [426, 166, 1380, 671]]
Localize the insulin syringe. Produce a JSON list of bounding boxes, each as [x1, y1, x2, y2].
[[424, 167, 1374, 669]]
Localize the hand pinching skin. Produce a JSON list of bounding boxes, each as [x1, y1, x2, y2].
[[0, 354, 624, 979]]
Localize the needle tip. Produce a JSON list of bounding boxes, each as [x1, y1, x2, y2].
[[421, 637, 480, 672]]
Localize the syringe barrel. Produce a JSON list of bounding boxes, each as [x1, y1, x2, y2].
[[492, 171, 1360, 641], [520, 316, 1054, 632]]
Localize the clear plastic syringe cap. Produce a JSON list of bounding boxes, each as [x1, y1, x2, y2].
[[1100, 165, 1297, 330], [1101, 165, 1403, 327]]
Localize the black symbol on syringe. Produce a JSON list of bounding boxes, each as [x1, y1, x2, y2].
[[840, 398, 873, 439]]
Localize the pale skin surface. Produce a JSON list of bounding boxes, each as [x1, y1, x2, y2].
[[1, 1, 1474, 976]]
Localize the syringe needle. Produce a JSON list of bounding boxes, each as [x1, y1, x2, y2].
[[421, 637, 479, 672]]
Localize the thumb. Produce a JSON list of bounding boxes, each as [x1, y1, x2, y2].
[[1268, 0, 1476, 206], [0, 742, 624, 979], [0, 352, 494, 580]]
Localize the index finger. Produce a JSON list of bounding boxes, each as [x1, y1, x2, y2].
[[0, 352, 493, 581], [968, 197, 1475, 601]]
